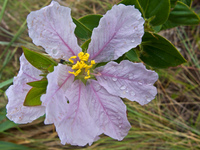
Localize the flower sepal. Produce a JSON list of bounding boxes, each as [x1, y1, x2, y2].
[[22, 47, 58, 73], [24, 78, 48, 106]]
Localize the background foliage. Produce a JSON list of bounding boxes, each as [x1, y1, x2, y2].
[[0, 0, 200, 149]]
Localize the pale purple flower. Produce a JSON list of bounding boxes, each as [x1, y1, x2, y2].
[[6, 1, 158, 146], [6, 54, 45, 123]]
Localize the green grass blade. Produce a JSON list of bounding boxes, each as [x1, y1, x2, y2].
[[0, 0, 8, 23]]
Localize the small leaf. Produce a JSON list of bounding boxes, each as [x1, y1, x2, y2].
[[27, 79, 48, 88], [125, 49, 140, 62], [120, 0, 170, 26], [78, 14, 102, 31], [170, 0, 178, 8], [73, 17, 92, 39], [22, 47, 57, 72], [162, 1, 200, 30], [24, 87, 46, 106], [180, 0, 191, 6], [119, 0, 143, 14], [140, 32, 186, 68], [81, 39, 91, 52], [73, 15, 102, 40]]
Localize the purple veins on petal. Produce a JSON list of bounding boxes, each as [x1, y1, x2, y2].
[[56, 80, 100, 146], [27, 1, 81, 60], [86, 80, 131, 140], [41, 64, 74, 124], [87, 4, 144, 63], [6, 54, 45, 124], [95, 60, 158, 105]]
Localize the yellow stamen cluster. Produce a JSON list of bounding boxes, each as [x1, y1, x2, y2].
[[68, 52, 95, 79]]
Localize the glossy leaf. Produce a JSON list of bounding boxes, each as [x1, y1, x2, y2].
[[23, 47, 57, 72], [162, 1, 200, 30], [180, 0, 191, 6], [79, 14, 102, 30], [125, 49, 140, 62], [24, 87, 46, 106], [81, 39, 91, 52], [170, 0, 178, 8], [140, 32, 186, 68], [120, 0, 170, 26], [27, 79, 48, 88], [119, 0, 143, 14], [73, 18, 92, 39], [73, 15, 102, 40]]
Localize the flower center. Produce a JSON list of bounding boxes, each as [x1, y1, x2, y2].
[[68, 52, 95, 80]]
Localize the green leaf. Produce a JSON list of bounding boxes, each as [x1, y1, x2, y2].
[[81, 39, 91, 52], [73, 17, 92, 39], [162, 1, 200, 30], [0, 141, 33, 150], [170, 0, 178, 8], [22, 47, 57, 72], [27, 79, 48, 88], [73, 15, 102, 40], [180, 0, 191, 6], [120, 0, 170, 26], [23, 87, 46, 106], [78, 14, 102, 31], [119, 0, 143, 14], [140, 32, 186, 68], [125, 49, 140, 62]]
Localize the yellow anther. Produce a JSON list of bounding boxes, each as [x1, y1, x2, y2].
[[82, 53, 90, 61], [84, 75, 91, 79], [87, 70, 90, 76], [68, 71, 76, 75], [78, 52, 84, 59], [69, 56, 77, 64], [75, 69, 81, 76], [69, 59, 74, 64], [78, 52, 90, 61], [68, 52, 95, 80], [91, 60, 95, 65], [71, 56, 77, 59], [72, 61, 80, 70]]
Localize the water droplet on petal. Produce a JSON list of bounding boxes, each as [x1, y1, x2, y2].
[[119, 125, 122, 128], [138, 81, 143, 85], [120, 85, 126, 90], [103, 76, 107, 80], [146, 96, 152, 102], [52, 49, 58, 55], [131, 39, 135, 43], [129, 74, 135, 80], [112, 77, 117, 81], [130, 91, 135, 96], [126, 90, 129, 93]]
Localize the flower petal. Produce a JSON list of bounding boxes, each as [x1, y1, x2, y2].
[[6, 54, 45, 124], [56, 80, 100, 146], [41, 64, 74, 124], [27, 1, 81, 60], [95, 60, 158, 105], [86, 80, 131, 140], [87, 4, 144, 63]]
